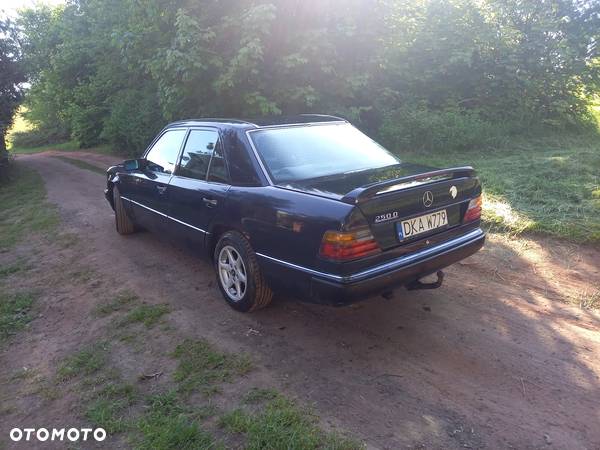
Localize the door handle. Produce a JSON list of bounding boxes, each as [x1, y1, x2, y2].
[[156, 185, 167, 195], [203, 197, 218, 207]]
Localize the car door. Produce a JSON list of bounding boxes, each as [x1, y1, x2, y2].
[[120, 128, 187, 233], [167, 128, 230, 248]]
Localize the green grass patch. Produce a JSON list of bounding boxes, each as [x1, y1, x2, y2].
[[405, 133, 600, 242], [243, 388, 279, 404], [9, 138, 124, 157], [53, 155, 107, 175], [0, 292, 36, 343], [0, 259, 30, 278], [94, 290, 139, 317], [86, 382, 138, 433], [9, 141, 80, 154], [133, 391, 216, 450], [172, 339, 253, 393], [57, 343, 109, 381], [119, 303, 170, 328], [220, 394, 361, 450], [0, 164, 60, 249]]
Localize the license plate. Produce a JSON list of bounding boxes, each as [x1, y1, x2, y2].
[[396, 210, 448, 240]]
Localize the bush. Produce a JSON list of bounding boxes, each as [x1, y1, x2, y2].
[[101, 88, 164, 156], [9, 127, 70, 149], [379, 105, 508, 154]]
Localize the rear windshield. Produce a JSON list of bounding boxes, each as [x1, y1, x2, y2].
[[249, 123, 400, 183]]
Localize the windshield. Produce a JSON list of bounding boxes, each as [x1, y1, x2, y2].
[[249, 123, 400, 183]]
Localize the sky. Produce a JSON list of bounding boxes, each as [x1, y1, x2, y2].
[[1, 0, 65, 18]]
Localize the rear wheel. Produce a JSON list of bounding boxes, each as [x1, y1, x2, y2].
[[112, 186, 136, 235], [214, 231, 273, 312]]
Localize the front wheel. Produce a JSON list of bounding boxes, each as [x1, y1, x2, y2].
[[112, 186, 136, 235], [214, 231, 273, 312]]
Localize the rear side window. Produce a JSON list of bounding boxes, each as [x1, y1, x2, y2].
[[177, 129, 220, 181], [207, 143, 229, 184], [145, 129, 187, 174], [221, 129, 261, 186]]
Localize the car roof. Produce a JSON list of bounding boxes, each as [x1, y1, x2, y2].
[[166, 114, 347, 130]]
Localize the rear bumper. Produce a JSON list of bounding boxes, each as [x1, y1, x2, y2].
[[257, 228, 485, 305]]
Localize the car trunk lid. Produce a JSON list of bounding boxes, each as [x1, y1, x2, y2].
[[276, 163, 480, 250]]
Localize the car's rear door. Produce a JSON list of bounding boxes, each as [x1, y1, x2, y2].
[[167, 128, 230, 248], [119, 128, 187, 233]]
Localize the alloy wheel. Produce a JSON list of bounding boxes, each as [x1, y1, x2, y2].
[[218, 245, 247, 301]]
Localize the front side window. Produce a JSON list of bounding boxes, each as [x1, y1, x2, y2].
[[249, 123, 400, 183], [177, 129, 220, 181], [145, 129, 187, 174]]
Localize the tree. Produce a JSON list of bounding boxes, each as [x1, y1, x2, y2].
[[0, 16, 24, 152], [15, 0, 600, 155]]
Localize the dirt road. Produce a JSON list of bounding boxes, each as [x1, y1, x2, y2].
[[10, 152, 600, 449]]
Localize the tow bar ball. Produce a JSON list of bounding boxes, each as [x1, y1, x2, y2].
[[380, 270, 445, 300]]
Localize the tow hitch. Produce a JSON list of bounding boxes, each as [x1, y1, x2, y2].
[[406, 270, 445, 291]]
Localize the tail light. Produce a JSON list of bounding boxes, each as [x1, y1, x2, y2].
[[319, 209, 381, 262], [319, 228, 381, 261], [463, 195, 482, 222]]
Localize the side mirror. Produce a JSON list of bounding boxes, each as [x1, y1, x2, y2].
[[123, 159, 146, 171]]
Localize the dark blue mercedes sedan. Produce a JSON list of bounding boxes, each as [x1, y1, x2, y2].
[[105, 115, 485, 312]]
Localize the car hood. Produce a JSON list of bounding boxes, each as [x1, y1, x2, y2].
[[275, 163, 438, 201]]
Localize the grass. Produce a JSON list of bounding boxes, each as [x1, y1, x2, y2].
[[86, 382, 138, 433], [133, 392, 216, 450], [57, 343, 109, 381], [220, 393, 361, 450], [577, 288, 600, 310], [172, 339, 253, 393], [243, 387, 279, 404], [53, 155, 107, 175], [0, 292, 36, 343], [0, 258, 30, 278], [119, 303, 170, 328], [94, 290, 139, 317], [9, 141, 80, 154], [0, 164, 60, 250], [9, 140, 124, 157], [405, 132, 600, 242]]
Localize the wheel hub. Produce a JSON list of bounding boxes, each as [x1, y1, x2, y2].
[[218, 245, 247, 302]]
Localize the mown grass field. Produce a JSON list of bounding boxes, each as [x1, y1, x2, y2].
[[405, 133, 600, 243]]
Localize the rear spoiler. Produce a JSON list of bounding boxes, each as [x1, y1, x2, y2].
[[340, 166, 476, 205]]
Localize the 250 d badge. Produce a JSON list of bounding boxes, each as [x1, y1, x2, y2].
[[375, 211, 399, 223]]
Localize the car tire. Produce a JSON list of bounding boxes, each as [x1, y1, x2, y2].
[[113, 186, 136, 235], [214, 231, 273, 312]]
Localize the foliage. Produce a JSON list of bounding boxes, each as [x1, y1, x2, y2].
[[15, 0, 600, 155], [0, 16, 25, 153], [10, 127, 69, 148], [380, 105, 508, 153]]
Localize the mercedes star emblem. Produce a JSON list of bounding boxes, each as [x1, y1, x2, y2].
[[423, 191, 434, 207]]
